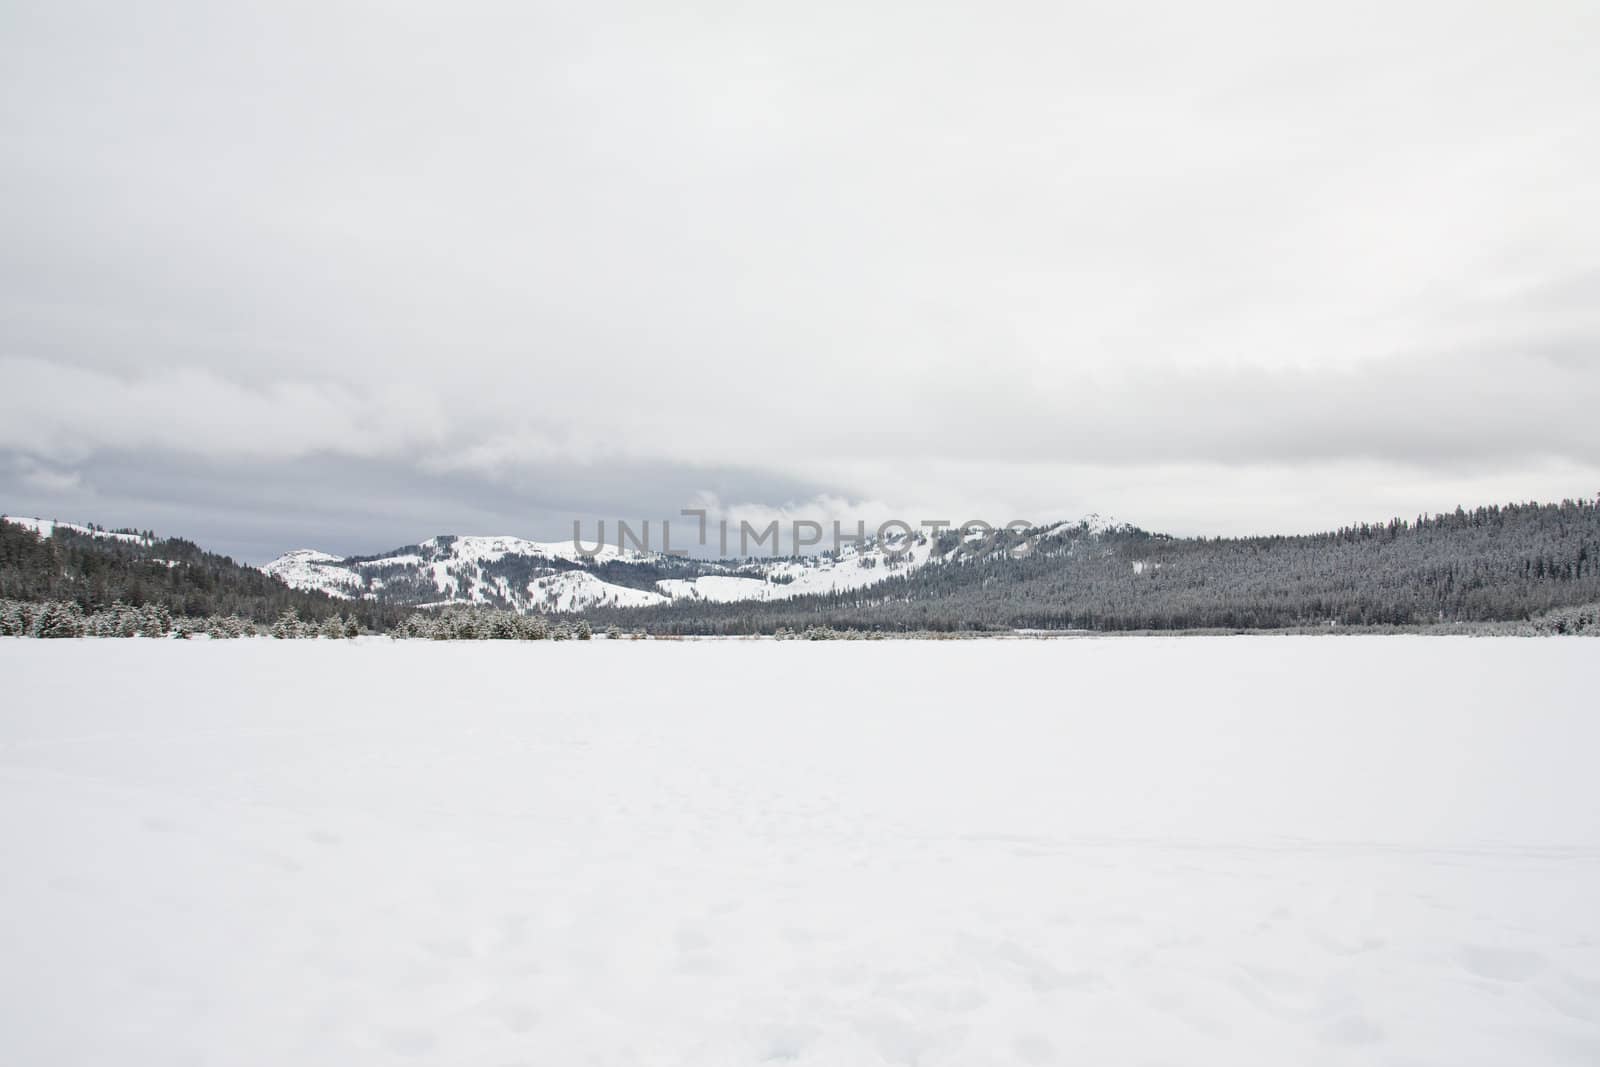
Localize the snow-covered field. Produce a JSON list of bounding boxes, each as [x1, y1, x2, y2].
[[2, 637, 1597, 1066]]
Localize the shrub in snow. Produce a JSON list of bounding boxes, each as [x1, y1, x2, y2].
[[30, 600, 85, 638], [205, 615, 248, 639], [381, 607, 587, 641], [272, 609, 303, 639], [392, 615, 429, 639], [107, 601, 140, 637], [1532, 603, 1600, 635], [1, 600, 31, 636], [140, 603, 172, 637]]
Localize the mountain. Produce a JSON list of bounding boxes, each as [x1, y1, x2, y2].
[[262, 535, 667, 610], [13, 498, 1599, 634], [259, 528, 946, 613], [1, 515, 412, 630], [579, 500, 1600, 634]]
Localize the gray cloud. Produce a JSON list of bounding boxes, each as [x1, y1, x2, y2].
[[3, 1, 1598, 552], [0, 448, 833, 562]]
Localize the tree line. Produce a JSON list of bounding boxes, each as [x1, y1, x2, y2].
[[5, 497, 1598, 636], [581, 498, 1600, 634]]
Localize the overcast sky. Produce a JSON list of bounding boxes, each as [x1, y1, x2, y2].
[[3, 1, 1597, 561]]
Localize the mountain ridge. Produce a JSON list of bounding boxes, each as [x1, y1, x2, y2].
[[10, 501, 1596, 632], [256, 523, 1000, 613]]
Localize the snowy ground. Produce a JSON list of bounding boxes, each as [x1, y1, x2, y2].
[[2, 637, 1597, 1066]]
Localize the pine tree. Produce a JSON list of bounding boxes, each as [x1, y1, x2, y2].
[[272, 608, 302, 639], [140, 603, 172, 637], [31, 600, 84, 638], [1, 599, 30, 636]]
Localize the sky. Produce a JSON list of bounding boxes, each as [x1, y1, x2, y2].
[[3, 1, 1598, 561]]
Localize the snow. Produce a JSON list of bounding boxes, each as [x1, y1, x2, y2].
[[3, 637, 1597, 1066], [428, 534, 645, 567], [261, 548, 364, 598], [656, 574, 777, 602], [658, 535, 940, 603], [356, 552, 425, 569], [525, 571, 668, 612], [1024, 516, 1130, 556], [2, 516, 149, 544], [1078, 512, 1118, 536], [259, 530, 942, 611], [257, 526, 952, 612], [259, 535, 653, 608]]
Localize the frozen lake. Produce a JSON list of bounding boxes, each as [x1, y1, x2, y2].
[[2, 637, 1597, 1065]]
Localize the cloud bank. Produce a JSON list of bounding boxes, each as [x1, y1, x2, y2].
[[3, 1, 1597, 558]]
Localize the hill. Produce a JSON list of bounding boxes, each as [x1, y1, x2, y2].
[[1, 516, 412, 631], [582, 499, 1600, 634]]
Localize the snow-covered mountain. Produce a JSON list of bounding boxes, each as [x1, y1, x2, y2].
[[258, 518, 1125, 615], [8, 512, 1128, 616], [261, 535, 658, 611], [654, 532, 939, 604], [259, 549, 366, 597]]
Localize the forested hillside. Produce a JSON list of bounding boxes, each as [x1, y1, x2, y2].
[[584, 499, 1600, 634], [5, 498, 1598, 635], [0, 518, 411, 631]]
